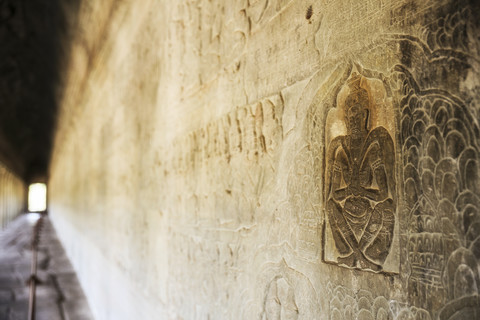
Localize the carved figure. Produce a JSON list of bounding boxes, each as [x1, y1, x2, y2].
[[325, 74, 396, 271]]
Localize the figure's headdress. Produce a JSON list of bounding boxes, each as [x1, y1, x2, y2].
[[345, 73, 369, 111]]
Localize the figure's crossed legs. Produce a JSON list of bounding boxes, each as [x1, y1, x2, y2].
[[327, 198, 394, 271]]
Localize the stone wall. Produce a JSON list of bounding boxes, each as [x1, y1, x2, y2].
[[0, 163, 25, 228], [49, 0, 480, 319]]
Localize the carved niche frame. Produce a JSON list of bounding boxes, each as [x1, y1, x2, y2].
[[315, 63, 402, 274]]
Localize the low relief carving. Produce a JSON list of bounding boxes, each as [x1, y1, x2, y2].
[[398, 67, 480, 316], [389, 5, 480, 316], [258, 260, 321, 320], [172, 0, 296, 85], [324, 73, 397, 272], [263, 277, 298, 320], [286, 147, 322, 262], [328, 282, 431, 320], [171, 95, 283, 173], [421, 7, 472, 52], [247, 0, 294, 29]]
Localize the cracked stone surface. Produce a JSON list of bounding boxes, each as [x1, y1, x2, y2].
[[0, 214, 94, 320]]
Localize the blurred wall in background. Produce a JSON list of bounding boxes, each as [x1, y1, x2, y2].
[[0, 163, 26, 229]]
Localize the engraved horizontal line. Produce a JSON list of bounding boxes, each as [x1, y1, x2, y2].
[[411, 266, 443, 275]]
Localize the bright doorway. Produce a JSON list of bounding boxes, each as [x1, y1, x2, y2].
[[28, 183, 47, 212]]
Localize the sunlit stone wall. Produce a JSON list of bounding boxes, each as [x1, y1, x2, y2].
[[49, 0, 480, 319], [0, 163, 26, 229]]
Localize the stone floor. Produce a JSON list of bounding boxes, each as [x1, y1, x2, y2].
[[0, 213, 94, 320]]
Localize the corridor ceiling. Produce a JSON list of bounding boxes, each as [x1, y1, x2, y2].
[[0, 0, 70, 181]]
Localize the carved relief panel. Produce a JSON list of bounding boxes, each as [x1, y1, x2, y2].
[[323, 73, 399, 273], [273, 2, 478, 319]]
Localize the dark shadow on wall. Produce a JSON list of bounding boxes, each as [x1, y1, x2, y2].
[[0, 0, 80, 181]]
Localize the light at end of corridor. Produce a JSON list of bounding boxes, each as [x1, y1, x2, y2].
[[28, 183, 47, 212]]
